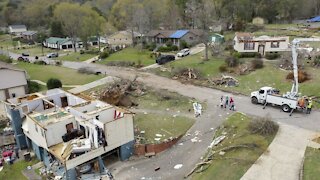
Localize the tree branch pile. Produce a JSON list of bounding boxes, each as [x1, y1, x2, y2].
[[208, 75, 239, 87]]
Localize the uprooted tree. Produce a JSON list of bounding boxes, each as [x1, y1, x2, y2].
[[99, 77, 145, 107]]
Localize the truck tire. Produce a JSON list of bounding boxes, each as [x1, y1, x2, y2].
[[251, 97, 258, 104], [282, 104, 291, 113]]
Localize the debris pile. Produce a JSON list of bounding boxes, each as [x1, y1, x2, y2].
[[100, 78, 146, 107], [172, 68, 202, 80], [208, 75, 239, 87]]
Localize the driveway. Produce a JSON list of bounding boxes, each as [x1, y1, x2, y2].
[[141, 44, 205, 70], [61, 61, 320, 179]]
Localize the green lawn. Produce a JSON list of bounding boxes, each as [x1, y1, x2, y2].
[[0, 34, 15, 48], [16, 62, 103, 85], [12, 46, 57, 57], [134, 113, 195, 144], [132, 88, 193, 113], [0, 158, 39, 180], [303, 147, 320, 180], [99, 47, 154, 66], [193, 113, 277, 180], [56, 52, 97, 62]]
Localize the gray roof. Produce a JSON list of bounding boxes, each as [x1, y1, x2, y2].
[[0, 67, 28, 90], [9, 25, 27, 30], [21, 31, 37, 36]]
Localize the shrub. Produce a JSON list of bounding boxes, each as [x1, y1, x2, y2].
[[171, 45, 178, 51], [286, 70, 310, 83], [265, 52, 280, 60], [146, 42, 156, 51], [165, 40, 173, 47], [27, 80, 41, 93], [233, 52, 261, 58], [251, 59, 264, 69], [158, 46, 172, 52], [80, 49, 85, 54], [34, 60, 47, 65], [47, 78, 62, 89], [0, 54, 12, 63], [180, 40, 189, 49], [225, 56, 239, 67], [219, 64, 228, 72], [99, 51, 109, 59], [78, 67, 96, 74], [313, 55, 320, 67], [248, 115, 279, 136]]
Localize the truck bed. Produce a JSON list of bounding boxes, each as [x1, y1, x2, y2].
[[266, 94, 298, 109]]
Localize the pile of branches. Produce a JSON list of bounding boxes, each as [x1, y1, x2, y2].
[[172, 68, 202, 80], [248, 115, 279, 136], [208, 75, 239, 87], [286, 70, 311, 83], [100, 77, 146, 107]]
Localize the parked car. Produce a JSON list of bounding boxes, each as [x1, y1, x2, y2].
[[156, 55, 175, 65], [47, 52, 59, 58], [17, 56, 30, 62], [177, 48, 190, 57], [22, 53, 29, 56]]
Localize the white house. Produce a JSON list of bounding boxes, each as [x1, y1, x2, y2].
[[0, 67, 28, 101], [233, 32, 290, 55], [43, 37, 83, 50], [8, 25, 27, 35], [5, 89, 134, 179]]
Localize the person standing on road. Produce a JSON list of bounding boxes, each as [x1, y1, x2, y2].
[[307, 98, 313, 114], [220, 95, 224, 108], [229, 97, 235, 111], [224, 96, 229, 108]]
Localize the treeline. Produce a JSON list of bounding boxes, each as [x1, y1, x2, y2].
[[0, 0, 320, 33]]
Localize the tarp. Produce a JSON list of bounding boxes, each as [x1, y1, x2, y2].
[[307, 16, 320, 22], [169, 30, 189, 39]]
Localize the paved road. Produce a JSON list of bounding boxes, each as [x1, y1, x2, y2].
[[61, 61, 320, 179]]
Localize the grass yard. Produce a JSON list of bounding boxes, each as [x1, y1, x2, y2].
[[0, 158, 39, 180], [99, 47, 154, 66], [12, 46, 57, 57], [16, 62, 103, 85], [56, 52, 97, 62], [303, 147, 320, 180], [0, 34, 15, 48], [193, 113, 277, 180], [132, 88, 193, 113], [134, 113, 195, 144]]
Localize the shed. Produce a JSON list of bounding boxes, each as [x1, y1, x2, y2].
[[252, 17, 266, 25], [210, 33, 225, 44]]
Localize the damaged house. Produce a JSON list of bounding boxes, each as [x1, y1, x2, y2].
[[4, 89, 134, 179]]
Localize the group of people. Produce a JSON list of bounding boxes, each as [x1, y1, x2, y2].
[[220, 95, 235, 111], [298, 97, 313, 114]]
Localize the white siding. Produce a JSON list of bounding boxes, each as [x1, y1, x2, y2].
[[105, 115, 134, 146], [0, 90, 6, 101], [8, 86, 26, 98], [46, 117, 76, 147], [23, 117, 48, 148], [0, 69, 27, 89]]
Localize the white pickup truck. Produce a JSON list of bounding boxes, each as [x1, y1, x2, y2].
[[251, 86, 302, 113]]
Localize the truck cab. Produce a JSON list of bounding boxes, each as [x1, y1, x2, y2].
[[251, 87, 279, 104]]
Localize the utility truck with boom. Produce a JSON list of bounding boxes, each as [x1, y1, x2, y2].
[[251, 38, 320, 115]]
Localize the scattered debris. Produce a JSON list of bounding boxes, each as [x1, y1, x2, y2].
[[219, 151, 226, 156], [208, 135, 226, 149], [172, 68, 202, 80], [154, 167, 160, 171], [154, 138, 161, 141], [155, 134, 163, 137], [174, 164, 183, 169], [191, 137, 200, 143], [140, 131, 145, 134], [178, 143, 183, 146], [209, 75, 239, 87]]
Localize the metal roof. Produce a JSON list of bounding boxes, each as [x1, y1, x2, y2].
[[307, 16, 320, 22], [21, 31, 37, 36], [169, 30, 189, 39], [9, 25, 26, 29], [45, 37, 70, 44]]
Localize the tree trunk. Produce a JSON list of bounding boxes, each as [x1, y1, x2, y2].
[[204, 43, 209, 61], [72, 37, 77, 52]]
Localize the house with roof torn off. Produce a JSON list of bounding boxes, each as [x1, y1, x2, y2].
[[233, 32, 290, 55], [4, 89, 134, 179]]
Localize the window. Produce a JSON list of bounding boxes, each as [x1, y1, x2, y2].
[[244, 42, 255, 50], [41, 129, 45, 137], [35, 124, 38, 132], [12, 93, 16, 98], [259, 89, 265, 94], [189, 36, 193, 40], [271, 41, 280, 48]]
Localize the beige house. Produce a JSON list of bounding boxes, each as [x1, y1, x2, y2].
[[0, 67, 28, 101], [108, 30, 142, 48], [233, 32, 290, 55]]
